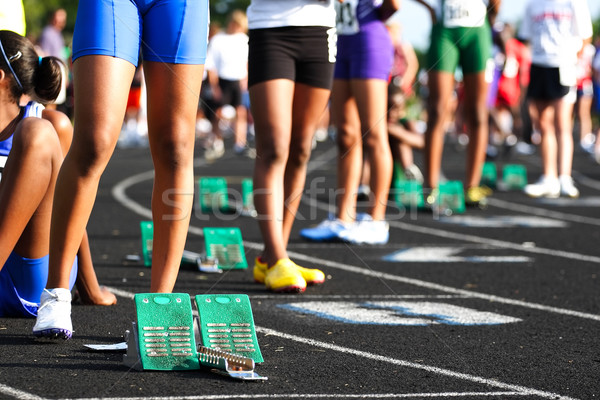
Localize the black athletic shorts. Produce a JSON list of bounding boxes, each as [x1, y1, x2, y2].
[[218, 78, 243, 108], [527, 64, 572, 101], [248, 26, 335, 89]]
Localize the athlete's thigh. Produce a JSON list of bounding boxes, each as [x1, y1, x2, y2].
[[71, 56, 136, 148], [141, 0, 209, 64], [72, 0, 141, 66], [143, 62, 204, 136]]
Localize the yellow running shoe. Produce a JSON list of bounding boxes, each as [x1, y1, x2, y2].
[[465, 186, 492, 206], [264, 258, 307, 293], [254, 257, 325, 285]]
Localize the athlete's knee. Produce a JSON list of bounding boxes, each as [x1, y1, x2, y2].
[[288, 136, 312, 166], [69, 130, 118, 176], [336, 128, 360, 152], [152, 133, 195, 170]]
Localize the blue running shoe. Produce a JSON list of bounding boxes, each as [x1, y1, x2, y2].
[[300, 216, 352, 242]]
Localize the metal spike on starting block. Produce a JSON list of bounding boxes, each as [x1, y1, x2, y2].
[[198, 346, 267, 380]]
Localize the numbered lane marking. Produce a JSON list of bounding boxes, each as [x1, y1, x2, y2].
[[279, 301, 521, 326]]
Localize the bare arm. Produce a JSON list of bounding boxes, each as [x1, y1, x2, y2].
[[380, 0, 402, 21], [400, 42, 419, 93], [487, 0, 501, 26], [411, 0, 436, 24]]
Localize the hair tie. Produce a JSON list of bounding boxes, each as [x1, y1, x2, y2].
[[38, 56, 42, 66], [0, 38, 23, 90]]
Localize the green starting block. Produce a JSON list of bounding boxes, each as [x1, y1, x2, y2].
[[140, 221, 221, 273], [198, 177, 229, 213], [391, 161, 406, 183], [241, 178, 257, 217], [123, 293, 266, 379], [203, 227, 248, 270], [140, 221, 154, 267], [433, 181, 465, 215], [394, 180, 425, 209], [195, 294, 263, 363], [123, 293, 199, 371], [480, 161, 497, 189], [502, 164, 527, 190]]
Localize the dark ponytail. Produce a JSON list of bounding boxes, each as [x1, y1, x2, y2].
[[33, 55, 64, 103], [0, 30, 64, 103]]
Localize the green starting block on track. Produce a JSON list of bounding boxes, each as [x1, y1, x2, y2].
[[195, 294, 263, 363], [241, 178, 257, 217], [198, 177, 229, 213], [394, 180, 425, 209], [140, 221, 220, 273], [433, 181, 466, 215], [140, 221, 154, 267], [480, 161, 497, 189], [502, 164, 527, 190], [203, 227, 248, 269], [123, 293, 199, 371], [123, 293, 266, 379]]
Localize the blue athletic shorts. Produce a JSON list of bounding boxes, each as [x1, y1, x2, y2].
[[72, 0, 209, 66], [0, 253, 78, 318]]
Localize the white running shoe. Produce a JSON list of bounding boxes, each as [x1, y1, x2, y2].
[[559, 175, 579, 198], [523, 176, 560, 198], [300, 216, 352, 242], [404, 164, 424, 183], [340, 215, 389, 245], [33, 288, 73, 340]]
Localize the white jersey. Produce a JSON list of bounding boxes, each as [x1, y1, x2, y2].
[[423, 0, 489, 28], [247, 0, 336, 30], [518, 0, 593, 68], [205, 32, 249, 81]]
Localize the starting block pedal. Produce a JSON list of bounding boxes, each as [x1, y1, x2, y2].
[[123, 293, 199, 371], [195, 294, 263, 363], [198, 177, 230, 213], [502, 164, 527, 190], [123, 293, 266, 379], [391, 161, 407, 183], [429, 181, 466, 215], [393, 180, 425, 209], [203, 227, 248, 270], [140, 221, 221, 273], [241, 178, 257, 217], [480, 161, 497, 189]]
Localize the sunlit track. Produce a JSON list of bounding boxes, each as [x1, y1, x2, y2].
[[111, 161, 600, 323]]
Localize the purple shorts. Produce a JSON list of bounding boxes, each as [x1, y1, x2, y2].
[[334, 21, 393, 81]]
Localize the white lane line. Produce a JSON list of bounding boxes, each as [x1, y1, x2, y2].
[[57, 392, 528, 400], [57, 392, 535, 400], [255, 327, 577, 400], [304, 195, 600, 264], [110, 164, 600, 322], [573, 170, 600, 191], [283, 251, 600, 322], [487, 197, 600, 226], [0, 384, 45, 400]]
